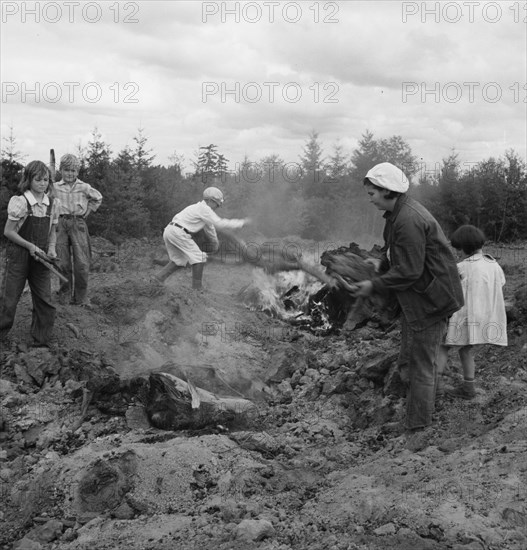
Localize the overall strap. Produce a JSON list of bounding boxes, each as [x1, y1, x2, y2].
[[24, 195, 33, 216], [45, 196, 53, 216]]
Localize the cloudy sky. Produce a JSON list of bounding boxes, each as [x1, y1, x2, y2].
[[1, 0, 526, 175]]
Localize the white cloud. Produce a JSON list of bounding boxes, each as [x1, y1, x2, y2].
[[1, 0, 525, 169]]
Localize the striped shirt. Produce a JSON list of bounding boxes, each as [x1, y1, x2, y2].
[[53, 179, 103, 216], [7, 191, 61, 234]]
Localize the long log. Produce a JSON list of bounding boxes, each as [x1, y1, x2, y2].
[[217, 230, 337, 287]]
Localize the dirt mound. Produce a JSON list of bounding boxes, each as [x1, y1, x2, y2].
[[1, 237, 527, 550]]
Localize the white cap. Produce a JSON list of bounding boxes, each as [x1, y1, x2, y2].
[[203, 187, 224, 205], [365, 162, 409, 193]]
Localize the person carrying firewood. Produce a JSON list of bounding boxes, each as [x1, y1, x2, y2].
[[154, 187, 250, 290], [347, 162, 464, 450]]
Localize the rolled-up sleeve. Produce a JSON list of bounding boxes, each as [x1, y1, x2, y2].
[[51, 198, 61, 225], [86, 185, 103, 213]]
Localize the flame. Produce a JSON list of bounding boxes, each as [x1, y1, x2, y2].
[[241, 267, 324, 321]]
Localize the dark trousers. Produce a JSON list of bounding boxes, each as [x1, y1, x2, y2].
[[0, 245, 56, 345], [56, 217, 91, 304], [398, 316, 447, 430]]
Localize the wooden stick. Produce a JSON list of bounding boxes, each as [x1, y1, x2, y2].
[[35, 251, 69, 284], [49, 149, 56, 182]]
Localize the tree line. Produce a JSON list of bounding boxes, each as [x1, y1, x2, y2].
[[1, 127, 526, 245]]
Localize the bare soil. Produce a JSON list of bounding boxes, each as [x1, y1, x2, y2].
[[1, 237, 526, 550]]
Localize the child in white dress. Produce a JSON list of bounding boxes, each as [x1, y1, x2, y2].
[[437, 225, 507, 399]]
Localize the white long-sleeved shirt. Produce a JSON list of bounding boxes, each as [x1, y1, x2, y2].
[[171, 200, 245, 242]]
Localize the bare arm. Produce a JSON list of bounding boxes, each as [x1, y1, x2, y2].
[[47, 225, 57, 259]]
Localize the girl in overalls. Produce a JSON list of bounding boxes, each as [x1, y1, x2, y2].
[[0, 160, 60, 347]]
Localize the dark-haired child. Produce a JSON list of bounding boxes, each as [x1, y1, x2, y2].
[[437, 225, 507, 399], [0, 160, 61, 346]]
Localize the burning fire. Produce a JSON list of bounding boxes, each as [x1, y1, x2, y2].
[[239, 267, 332, 333]]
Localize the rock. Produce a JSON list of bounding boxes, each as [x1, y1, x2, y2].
[[277, 380, 293, 394], [245, 501, 262, 517], [397, 527, 415, 538], [3, 394, 24, 408], [12, 538, 43, 550], [360, 352, 398, 384], [438, 437, 465, 453], [374, 522, 397, 535], [219, 499, 242, 522], [23, 350, 58, 386], [266, 348, 307, 383], [61, 528, 76, 542], [125, 404, 150, 430], [290, 371, 302, 388], [76, 511, 101, 525], [276, 380, 293, 403], [0, 378, 18, 397], [26, 519, 63, 543], [229, 431, 281, 455], [112, 502, 135, 520], [64, 380, 84, 398], [14, 364, 34, 386], [304, 368, 319, 379], [235, 519, 275, 541], [501, 506, 527, 528], [321, 371, 354, 395]]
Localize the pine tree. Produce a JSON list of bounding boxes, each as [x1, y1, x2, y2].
[[194, 144, 229, 184], [299, 130, 325, 183], [0, 127, 25, 240], [326, 141, 348, 180], [132, 127, 156, 172], [84, 127, 111, 186], [1, 125, 26, 164]]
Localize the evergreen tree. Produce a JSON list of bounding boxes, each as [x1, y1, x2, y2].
[[299, 130, 325, 184], [132, 127, 156, 173], [0, 127, 25, 243], [350, 130, 418, 183], [325, 141, 349, 180], [194, 144, 228, 184], [1, 125, 26, 164], [168, 150, 186, 178], [83, 127, 111, 186], [349, 130, 380, 183]]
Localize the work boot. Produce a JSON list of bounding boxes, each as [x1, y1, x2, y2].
[[446, 380, 476, 400], [405, 426, 433, 453], [192, 262, 205, 290], [154, 261, 179, 283]]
